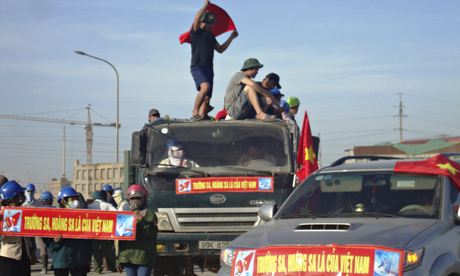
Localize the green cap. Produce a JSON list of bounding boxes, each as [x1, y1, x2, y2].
[[286, 96, 300, 108], [241, 58, 264, 71], [200, 11, 216, 24]]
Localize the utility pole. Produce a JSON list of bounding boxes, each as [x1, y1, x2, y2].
[[85, 106, 93, 164], [62, 126, 66, 178], [397, 93, 406, 142]]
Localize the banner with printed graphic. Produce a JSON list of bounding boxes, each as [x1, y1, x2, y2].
[[231, 245, 404, 276], [0, 207, 136, 240], [175, 177, 274, 194]]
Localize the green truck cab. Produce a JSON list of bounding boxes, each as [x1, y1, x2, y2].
[[128, 119, 306, 273]]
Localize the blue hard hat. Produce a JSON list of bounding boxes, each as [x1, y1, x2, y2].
[[0, 180, 25, 201], [166, 139, 184, 150], [102, 184, 113, 192], [40, 191, 54, 201], [26, 183, 36, 192], [57, 186, 78, 203]]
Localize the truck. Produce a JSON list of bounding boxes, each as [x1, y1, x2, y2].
[[127, 118, 316, 274]]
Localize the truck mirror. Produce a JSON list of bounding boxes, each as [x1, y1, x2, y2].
[[259, 203, 277, 222], [131, 131, 147, 166]]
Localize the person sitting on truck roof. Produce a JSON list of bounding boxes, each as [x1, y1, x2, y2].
[[224, 58, 278, 121], [159, 139, 199, 168]]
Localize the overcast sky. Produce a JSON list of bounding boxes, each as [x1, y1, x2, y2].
[[1, 0, 459, 187]]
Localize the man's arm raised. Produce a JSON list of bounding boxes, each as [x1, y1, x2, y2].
[[193, 0, 210, 32], [215, 30, 238, 53]]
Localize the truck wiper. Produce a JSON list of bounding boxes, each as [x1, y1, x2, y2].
[[332, 212, 402, 218], [223, 166, 274, 176], [146, 164, 207, 177]]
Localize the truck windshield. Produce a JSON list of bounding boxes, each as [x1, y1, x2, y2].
[[147, 123, 290, 169], [278, 172, 442, 219]]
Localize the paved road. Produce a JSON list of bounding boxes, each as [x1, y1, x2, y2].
[[31, 263, 217, 276]]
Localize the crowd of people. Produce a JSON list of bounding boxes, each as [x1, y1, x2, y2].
[[0, 176, 156, 276]]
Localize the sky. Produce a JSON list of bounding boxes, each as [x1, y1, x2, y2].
[[1, 0, 459, 188]]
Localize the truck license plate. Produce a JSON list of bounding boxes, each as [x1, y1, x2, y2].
[[198, 241, 231, 250]]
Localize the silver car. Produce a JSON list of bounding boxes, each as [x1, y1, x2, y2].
[[219, 156, 460, 275]]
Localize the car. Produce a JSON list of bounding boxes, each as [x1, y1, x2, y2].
[[219, 154, 460, 275]]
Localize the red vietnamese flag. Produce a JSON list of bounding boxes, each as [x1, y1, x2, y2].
[[296, 111, 319, 182], [394, 154, 460, 188], [179, 3, 236, 44]]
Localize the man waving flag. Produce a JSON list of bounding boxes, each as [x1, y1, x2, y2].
[[296, 111, 319, 183], [179, 2, 237, 44]]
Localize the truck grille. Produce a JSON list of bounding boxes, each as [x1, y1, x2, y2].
[[158, 207, 260, 232]]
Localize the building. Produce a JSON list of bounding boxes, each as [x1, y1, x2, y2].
[[346, 136, 460, 160], [72, 160, 124, 199], [48, 177, 71, 200]]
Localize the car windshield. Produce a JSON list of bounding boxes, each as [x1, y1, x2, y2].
[[278, 172, 442, 219], [147, 123, 290, 169]]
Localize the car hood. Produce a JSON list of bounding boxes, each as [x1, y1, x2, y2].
[[231, 218, 438, 249]]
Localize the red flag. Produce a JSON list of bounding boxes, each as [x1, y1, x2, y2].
[[296, 111, 319, 182], [394, 154, 460, 188], [179, 3, 236, 44]]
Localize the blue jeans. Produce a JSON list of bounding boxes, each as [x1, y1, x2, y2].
[[123, 263, 152, 276]]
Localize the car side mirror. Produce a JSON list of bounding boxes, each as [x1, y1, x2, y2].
[[453, 193, 460, 223], [258, 203, 277, 222]]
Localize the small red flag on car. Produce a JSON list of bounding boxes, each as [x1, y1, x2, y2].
[[394, 154, 460, 188], [179, 3, 236, 44], [296, 111, 319, 182]]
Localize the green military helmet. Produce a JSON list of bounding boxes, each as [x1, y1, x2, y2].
[[286, 96, 300, 108]]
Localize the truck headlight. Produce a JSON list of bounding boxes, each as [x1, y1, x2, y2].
[[155, 212, 173, 231], [404, 248, 424, 271], [220, 247, 237, 267]]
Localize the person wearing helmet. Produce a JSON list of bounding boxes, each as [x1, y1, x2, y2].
[[46, 186, 92, 276], [116, 184, 157, 275], [23, 183, 40, 207], [40, 191, 54, 207], [88, 190, 117, 273], [0, 180, 36, 276], [36, 191, 55, 274], [112, 188, 130, 211], [159, 139, 199, 168], [0, 175, 9, 206], [286, 96, 300, 119], [102, 184, 118, 209]]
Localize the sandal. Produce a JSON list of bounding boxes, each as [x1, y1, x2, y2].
[[190, 114, 204, 121]]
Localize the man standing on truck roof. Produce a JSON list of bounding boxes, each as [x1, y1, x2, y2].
[[224, 58, 278, 121], [190, 0, 238, 121]]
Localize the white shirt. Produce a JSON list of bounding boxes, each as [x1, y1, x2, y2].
[[88, 199, 117, 211]]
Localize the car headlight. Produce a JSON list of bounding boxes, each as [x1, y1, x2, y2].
[[220, 247, 237, 267], [155, 212, 173, 231], [404, 248, 424, 271]]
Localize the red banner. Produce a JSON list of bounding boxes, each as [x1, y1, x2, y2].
[[175, 177, 274, 194], [231, 245, 404, 276], [0, 207, 136, 240]]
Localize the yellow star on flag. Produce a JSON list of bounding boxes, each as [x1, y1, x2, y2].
[[304, 146, 316, 164], [437, 162, 459, 175]]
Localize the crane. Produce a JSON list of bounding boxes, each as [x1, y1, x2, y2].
[[0, 105, 117, 165]]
